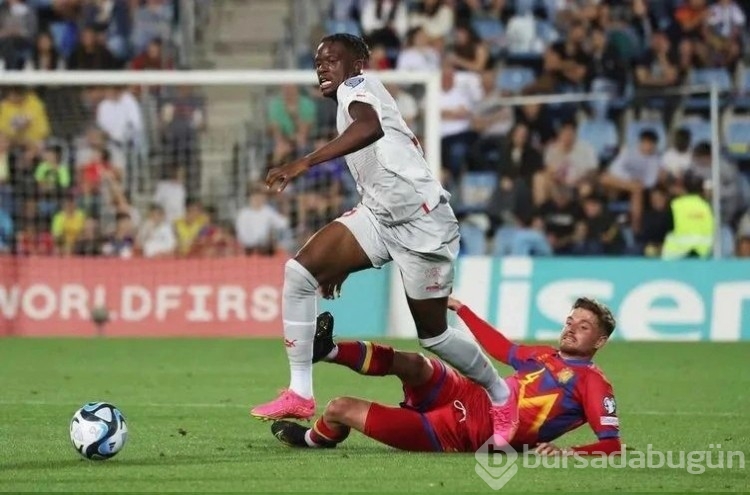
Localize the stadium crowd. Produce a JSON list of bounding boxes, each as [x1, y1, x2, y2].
[[1, 0, 750, 260], [278, 0, 750, 259]]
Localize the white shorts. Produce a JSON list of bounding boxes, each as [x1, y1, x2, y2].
[[335, 201, 460, 300]]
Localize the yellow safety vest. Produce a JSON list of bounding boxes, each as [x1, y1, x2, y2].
[[661, 194, 714, 259]]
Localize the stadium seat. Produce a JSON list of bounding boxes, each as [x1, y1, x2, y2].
[[626, 120, 667, 152], [735, 66, 750, 112], [724, 117, 750, 161], [324, 19, 361, 36], [578, 118, 619, 165], [471, 18, 504, 56], [455, 171, 498, 215], [683, 68, 733, 112], [495, 67, 536, 94], [459, 221, 487, 256], [678, 118, 712, 146]]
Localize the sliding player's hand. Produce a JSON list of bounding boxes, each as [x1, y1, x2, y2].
[[265, 158, 310, 192], [534, 442, 573, 456], [320, 274, 348, 300], [447, 296, 464, 312]]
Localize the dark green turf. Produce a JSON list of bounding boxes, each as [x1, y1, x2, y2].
[[0, 338, 748, 492]]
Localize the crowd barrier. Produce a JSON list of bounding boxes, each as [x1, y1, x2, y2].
[[2, 256, 748, 341]]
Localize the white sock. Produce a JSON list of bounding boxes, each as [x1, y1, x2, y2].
[[324, 345, 339, 361], [283, 259, 319, 399], [420, 326, 510, 405], [304, 429, 322, 447]]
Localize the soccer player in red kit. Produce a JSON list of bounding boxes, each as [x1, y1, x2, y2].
[[272, 296, 622, 455]]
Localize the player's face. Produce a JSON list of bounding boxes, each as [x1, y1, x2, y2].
[[315, 41, 362, 98], [559, 308, 608, 358]]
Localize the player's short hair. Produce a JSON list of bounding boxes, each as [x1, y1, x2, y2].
[[321, 33, 370, 61], [573, 297, 616, 336]]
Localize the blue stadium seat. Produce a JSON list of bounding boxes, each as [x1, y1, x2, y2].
[[735, 66, 750, 112], [578, 118, 619, 165], [684, 68, 733, 112], [456, 171, 498, 215], [513, 0, 537, 15], [471, 18, 504, 56], [678, 118, 712, 146], [459, 221, 487, 256], [325, 19, 361, 36], [725, 117, 750, 161], [495, 67, 536, 93], [627, 120, 667, 152]]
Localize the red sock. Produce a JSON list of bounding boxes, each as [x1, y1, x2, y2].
[[332, 341, 394, 376], [308, 417, 350, 445]]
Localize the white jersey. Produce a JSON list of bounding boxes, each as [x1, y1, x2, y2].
[[335, 74, 447, 226]]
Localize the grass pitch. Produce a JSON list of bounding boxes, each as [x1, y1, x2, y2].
[[1, 338, 748, 492]]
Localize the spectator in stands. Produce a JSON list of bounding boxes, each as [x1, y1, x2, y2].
[[131, 0, 173, 56], [267, 84, 316, 161], [294, 142, 346, 237], [408, 0, 454, 43], [73, 217, 102, 256], [550, 20, 588, 87], [0, 87, 50, 146], [634, 31, 681, 124], [330, 0, 363, 22], [26, 30, 62, 70], [687, 142, 749, 229], [661, 170, 714, 259], [79, 147, 119, 194], [101, 211, 135, 258], [537, 184, 582, 255], [136, 204, 176, 258], [369, 43, 392, 69], [81, 0, 132, 61], [174, 199, 208, 257], [199, 220, 243, 258], [0, 198, 12, 253], [439, 62, 482, 180], [574, 193, 624, 255], [34, 144, 71, 219], [600, 129, 662, 233], [495, 122, 544, 204], [446, 22, 490, 73], [675, 0, 709, 42], [9, 144, 39, 220], [522, 46, 565, 94], [470, 68, 514, 144], [514, 102, 556, 147], [639, 186, 673, 257], [396, 26, 440, 71], [705, 0, 745, 70], [153, 164, 186, 223], [67, 25, 118, 70], [235, 184, 290, 256], [360, 0, 408, 54], [159, 85, 206, 200], [0, 133, 11, 209], [16, 222, 54, 256], [736, 211, 750, 258], [130, 37, 171, 70], [96, 86, 145, 151], [489, 176, 550, 257], [586, 25, 627, 120], [0, 0, 37, 70], [542, 120, 598, 203], [628, 0, 657, 51], [661, 127, 693, 179], [51, 196, 86, 255]]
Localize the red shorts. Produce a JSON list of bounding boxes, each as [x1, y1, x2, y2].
[[400, 358, 493, 452]]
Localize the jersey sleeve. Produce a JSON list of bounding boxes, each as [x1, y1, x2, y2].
[[579, 371, 620, 441], [337, 76, 383, 120], [455, 305, 554, 369]]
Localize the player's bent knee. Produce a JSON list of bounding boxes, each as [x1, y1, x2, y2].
[[324, 397, 367, 426], [324, 397, 351, 421], [283, 259, 319, 295]]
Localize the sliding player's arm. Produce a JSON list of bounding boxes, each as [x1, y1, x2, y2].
[[538, 372, 622, 456], [449, 298, 550, 368]]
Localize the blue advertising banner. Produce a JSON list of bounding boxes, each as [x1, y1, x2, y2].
[[452, 257, 750, 342], [319, 266, 391, 337]]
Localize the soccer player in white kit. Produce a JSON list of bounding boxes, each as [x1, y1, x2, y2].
[[252, 34, 517, 445]]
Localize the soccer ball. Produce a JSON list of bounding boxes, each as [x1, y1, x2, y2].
[[69, 402, 128, 460]]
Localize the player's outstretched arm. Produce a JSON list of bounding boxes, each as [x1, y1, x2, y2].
[[448, 297, 515, 365], [266, 102, 383, 191]]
